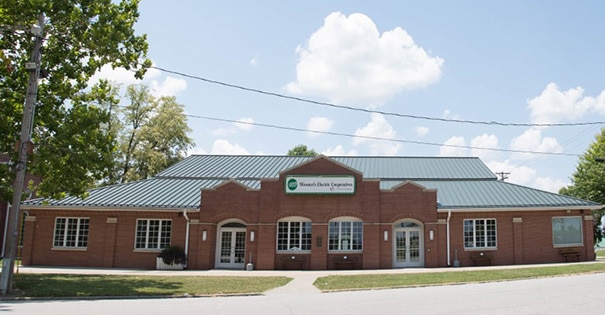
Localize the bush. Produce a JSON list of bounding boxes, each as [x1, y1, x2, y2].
[[158, 246, 187, 265]]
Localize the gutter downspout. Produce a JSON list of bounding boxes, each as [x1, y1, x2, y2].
[[446, 210, 452, 266], [182, 210, 190, 268]]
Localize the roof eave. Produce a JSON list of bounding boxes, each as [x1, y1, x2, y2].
[[437, 205, 603, 212], [20, 205, 200, 212]]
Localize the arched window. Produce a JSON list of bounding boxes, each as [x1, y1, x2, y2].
[[328, 217, 363, 251], [276, 217, 312, 252]]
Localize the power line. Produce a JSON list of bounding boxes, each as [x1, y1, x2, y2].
[[150, 65, 605, 128], [189, 113, 582, 157]]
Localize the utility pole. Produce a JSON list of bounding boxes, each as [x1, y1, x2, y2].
[[496, 172, 510, 181], [0, 13, 44, 295]]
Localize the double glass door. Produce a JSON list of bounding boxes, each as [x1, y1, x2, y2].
[[394, 225, 423, 267], [217, 228, 246, 269]]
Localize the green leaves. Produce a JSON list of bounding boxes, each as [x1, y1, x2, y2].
[[0, 0, 150, 199], [560, 128, 605, 242], [109, 83, 194, 184]]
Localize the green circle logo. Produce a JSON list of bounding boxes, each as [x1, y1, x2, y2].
[[287, 178, 298, 191]]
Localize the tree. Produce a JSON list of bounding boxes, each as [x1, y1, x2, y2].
[[0, 0, 150, 200], [287, 144, 318, 157], [559, 128, 605, 243], [110, 83, 193, 184]]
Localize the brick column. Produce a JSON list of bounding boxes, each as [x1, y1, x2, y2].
[[20, 215, 36, 265], [103, 217, 118, 267], [584, 215, 595, 260], [513, 217, 524, 264]]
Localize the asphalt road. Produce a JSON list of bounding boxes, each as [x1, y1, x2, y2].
[[2, 272, 602, 315]]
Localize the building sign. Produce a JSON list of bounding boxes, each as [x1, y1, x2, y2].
[[285, 175, 355, 195]]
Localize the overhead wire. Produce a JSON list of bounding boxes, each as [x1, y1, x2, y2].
[[190, 114, 582, 157], [130, 65, 602, 157], [150, 65, 605, 128]]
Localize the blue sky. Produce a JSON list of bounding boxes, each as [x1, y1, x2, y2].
[[91, 1, 605, 193]]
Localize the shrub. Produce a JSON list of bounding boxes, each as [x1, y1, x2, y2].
[[158, 246, 187, 265]]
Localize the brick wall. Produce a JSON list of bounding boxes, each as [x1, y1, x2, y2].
[[19, 156, 597, 270]]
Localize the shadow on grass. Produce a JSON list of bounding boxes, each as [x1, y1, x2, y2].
[[12, 274, 184, 297], [6, 273, 292, 298]]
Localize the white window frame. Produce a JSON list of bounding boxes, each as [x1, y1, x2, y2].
[[53, 217, 90, 248], [135, 219, 172, 250], [463, 218, 497, 249], [552, 216, 583, 247], [328, 218, 363, 252], [276, 219, 312, 252]]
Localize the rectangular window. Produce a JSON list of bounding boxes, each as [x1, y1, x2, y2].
[[464, 219, 496, 249], [53, 217, 90, 248], [552, 216, 583, 247], [329, 221, 363, 251], [277, 221, 312, 251], [135, 219, 172, 250]]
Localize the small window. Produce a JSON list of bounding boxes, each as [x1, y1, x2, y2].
[[135, 219, 172, 250], [329, 219, 363, 251], [277, 220, 312, 251], [464, 219, 496, 249], [552, 216, 583, 247], [53, 217, 90, 248]]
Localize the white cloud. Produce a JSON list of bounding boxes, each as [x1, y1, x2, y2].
[[470, 133, 500, 161], [413, 126, 429, 136], [528, 82, 596, 124], [322, 145, 357, 156], [149, 76, 187, 97], [234, 117, 254, 131], [534, 176, 568, 193], [307, 117, 333, 136], [212, 118, 254, 136], [484, 160, 566, 193], [211, 128, 234, 137], [210, 139, 250, 155], [250, 57, 258, 66], [485, 160, 536, 187], [442, 109, 461, 120], [510, 128, 562, 160], [87, 64, 186, 97], [353, 113, 400, 155], [187, 146, 208, 156], [285, 12, 443, 106], [439, 136, 467, 156]]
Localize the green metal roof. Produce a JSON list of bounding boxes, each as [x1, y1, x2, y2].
[[23, 155, 601, 211]]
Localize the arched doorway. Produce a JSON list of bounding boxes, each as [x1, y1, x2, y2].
[[216, 222, 246, 269], [393, 221, 424, 268]]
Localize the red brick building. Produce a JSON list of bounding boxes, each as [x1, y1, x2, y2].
[[20, 155, 602, 270]]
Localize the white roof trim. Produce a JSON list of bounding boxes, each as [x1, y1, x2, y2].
[[20, 205, 200, 212], [437, 205, 603, 212]]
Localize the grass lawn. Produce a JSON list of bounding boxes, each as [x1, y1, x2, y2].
[[11, 274, 291, 297], [314, 262, 605, 291]]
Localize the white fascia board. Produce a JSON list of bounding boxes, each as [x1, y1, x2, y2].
[[20, 205, 200, 212], [437, 205, 603, 213]]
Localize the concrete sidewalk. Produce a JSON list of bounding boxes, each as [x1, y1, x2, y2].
[[14, 259, 605, 296]]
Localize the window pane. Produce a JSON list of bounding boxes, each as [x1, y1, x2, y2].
[[54, 218, 66, 247], [301, 222, 312, 250], [328, 222, 339, 250], [463, 220, 474, 248], [135, 219, 172, 250], [53, 217, 89, 248], [553, 217, 582, 246], [277, 221, 312, 251], [464, 219, 496, 249], [328, 220, 363, 251]]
